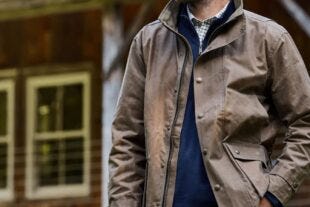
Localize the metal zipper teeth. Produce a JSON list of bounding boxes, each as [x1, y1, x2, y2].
[[160, 22, 193, 207], [142, 161, 149, 207]]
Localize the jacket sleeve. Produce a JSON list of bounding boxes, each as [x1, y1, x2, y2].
[[109, 31, 146, 207], [267, 31, 310, 204]]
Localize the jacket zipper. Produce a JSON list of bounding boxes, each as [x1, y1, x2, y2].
[[141, 161, 149, 207]]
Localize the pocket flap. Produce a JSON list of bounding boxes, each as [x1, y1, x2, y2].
[[224, 142, 268, 164]]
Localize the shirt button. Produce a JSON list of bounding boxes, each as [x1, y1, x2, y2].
[[214, 184, 221, 191], [235, 150, 240, 155], [196, 77, 203, 83]]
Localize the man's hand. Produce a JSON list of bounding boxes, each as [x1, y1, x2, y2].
[[260, 197, 273, 207]]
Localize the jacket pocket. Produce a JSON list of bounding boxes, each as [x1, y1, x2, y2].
[[223, 142, 270, 198]]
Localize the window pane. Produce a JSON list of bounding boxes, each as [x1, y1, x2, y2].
[[0, 91, 7, 136], [0, 144, 7, 188], [64, 138, 83, 184], [37, 87, 57, 132], [63, 84, 83, 130], [36, 140, 59, 186]]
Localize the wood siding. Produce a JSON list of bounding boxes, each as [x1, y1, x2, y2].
[[0, 9, 102, 207]]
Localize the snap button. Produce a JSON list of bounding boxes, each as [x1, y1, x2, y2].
[[235, 150, 240, 155], [161, 163, 165, 169], [254, 194, 259, 200], [196, 77, 203, 83], [214, 184, 221, 191], [198, 113, 204, 119], [203, 149, 208, 156]]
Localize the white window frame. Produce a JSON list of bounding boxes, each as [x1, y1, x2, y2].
[[0, 79, 15, 201], [25, 72, 91, 199]]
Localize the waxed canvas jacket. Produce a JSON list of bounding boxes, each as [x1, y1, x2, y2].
[[109, 0, 310, 206]]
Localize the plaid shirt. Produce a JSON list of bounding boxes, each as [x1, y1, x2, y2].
[[187, 3, 229, 53]]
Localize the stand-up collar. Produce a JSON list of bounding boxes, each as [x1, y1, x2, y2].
[[159, 0, 244, 32]]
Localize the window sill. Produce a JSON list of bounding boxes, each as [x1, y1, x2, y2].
[[26, 184, 90, 200]]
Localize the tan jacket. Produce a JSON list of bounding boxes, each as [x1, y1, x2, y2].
[[109, 0, 310, 206]]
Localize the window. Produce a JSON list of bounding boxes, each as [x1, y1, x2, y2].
[[26, 72, 90, 199], [0, 80, 14, 200]]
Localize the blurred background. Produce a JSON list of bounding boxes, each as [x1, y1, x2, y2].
[[0, 0, 308, 206]]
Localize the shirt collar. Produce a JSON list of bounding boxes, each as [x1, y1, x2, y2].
[[187, 2, 229, 24]]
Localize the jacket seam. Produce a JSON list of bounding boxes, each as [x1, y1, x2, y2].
[[245, 12, 270, 22], [134, 30, 147, 75], [263, 20, 271, 102], [146, 20, 161, 27], [266, 32, 288, 95], [245, 11, 287, 34]]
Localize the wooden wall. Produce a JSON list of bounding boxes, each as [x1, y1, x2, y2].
[[0, 11, 102, 68], [0, 9, 102, 207]]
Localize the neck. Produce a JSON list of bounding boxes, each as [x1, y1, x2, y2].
[[188, 0, 229, 21]]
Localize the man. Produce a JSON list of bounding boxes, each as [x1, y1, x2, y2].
[[109, 0, 310, 206]]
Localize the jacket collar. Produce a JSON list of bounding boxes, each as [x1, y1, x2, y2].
[[159, 0, 244, 31], [158, 0, 246, 52]]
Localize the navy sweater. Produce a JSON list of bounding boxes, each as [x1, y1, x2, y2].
[[172, 2, 283, 207]]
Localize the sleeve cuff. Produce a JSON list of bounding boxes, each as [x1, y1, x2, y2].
[[267, 174, 294, 205], [264, 191, 283, 207]]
